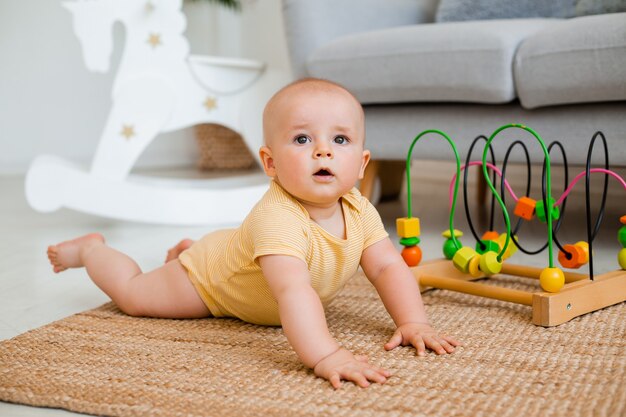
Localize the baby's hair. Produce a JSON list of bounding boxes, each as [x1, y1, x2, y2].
[[262, 77, 364, 145], [281, 77, 361, 105]]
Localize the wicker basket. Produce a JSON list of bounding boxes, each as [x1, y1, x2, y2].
[[195, 123, 256, 170]]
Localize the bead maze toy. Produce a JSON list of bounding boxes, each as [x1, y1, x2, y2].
[[398, 124, 626, 326]]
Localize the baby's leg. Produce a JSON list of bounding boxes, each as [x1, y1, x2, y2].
[[48, 234, 210, 319]]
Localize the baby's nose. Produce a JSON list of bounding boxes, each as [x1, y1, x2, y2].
[[315, 150, 333, 158], [314, 144, 333, 158]]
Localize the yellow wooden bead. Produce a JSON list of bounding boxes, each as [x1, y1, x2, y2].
[[497, 233, 518, 260], [396, 217, 420, 238], [468, 254, 482, 277], [452, 246, 477, 273], [441, 229, 463, 238], [618, 248, 626, 270], [574, 241, 589, 264], [479, 251, 502, 275], [539, 267, 565, 293]]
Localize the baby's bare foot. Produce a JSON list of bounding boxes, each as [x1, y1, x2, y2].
[[47, 233, 105, 273], [165, 238, 194, 263]]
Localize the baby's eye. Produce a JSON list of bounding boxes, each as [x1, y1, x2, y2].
[[333, 136, 349, 144], [294, 135, 310, 144]]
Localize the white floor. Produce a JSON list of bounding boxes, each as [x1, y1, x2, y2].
[[1, 163, 624, 416]]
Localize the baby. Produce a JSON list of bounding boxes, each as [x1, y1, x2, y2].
[[48, 78, 459, 389]]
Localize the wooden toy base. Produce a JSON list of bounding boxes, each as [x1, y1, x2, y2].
[[411, 259, 626, 326]]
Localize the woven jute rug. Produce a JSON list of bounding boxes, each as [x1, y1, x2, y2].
[[1, 271, 624, 417]]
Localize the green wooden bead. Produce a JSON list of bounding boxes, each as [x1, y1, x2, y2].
[[618, 226, 626, 248], [443, 238, 461, 260], [400, 236, 421, 247], [475, 239, 500, 255], [535, 197, 560, 223]]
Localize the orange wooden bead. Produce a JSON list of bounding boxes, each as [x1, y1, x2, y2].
[[620, 215, 626, 225], [558, 244, 586, 269], [401, 246, 422, 267], [481, 230, 499, 241], [514, 196, 536, 221], [574, 241, 589, 264]]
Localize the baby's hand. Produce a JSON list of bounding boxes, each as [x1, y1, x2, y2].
[[313, 348, 391, 389], [384, 322, 460, 356]]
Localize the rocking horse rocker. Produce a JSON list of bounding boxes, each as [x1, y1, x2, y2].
[[26, 0, 282, 225]]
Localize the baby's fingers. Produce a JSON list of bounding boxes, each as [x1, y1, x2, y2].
[[329, 372, 342, 390], [362, 367, 390, 384], [410, 335, 427, 356], [349, 370, 371, 388], [444, 335, 462, 347], [424, 335, 456, 355], [384, 329, 404, 351], [346, 367, 388, 388]]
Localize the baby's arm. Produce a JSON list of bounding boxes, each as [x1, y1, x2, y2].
[[259, 254, 390, 388], [360, 237, 460, 355]]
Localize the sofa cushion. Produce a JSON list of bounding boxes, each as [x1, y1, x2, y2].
[[435, 0, 576, 22], [306, 19, 558, 105], [281, 0, 440, 78], [514, 13, 626, 109]]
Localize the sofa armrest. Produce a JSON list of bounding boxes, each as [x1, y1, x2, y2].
[[281, 0, 439, 78]]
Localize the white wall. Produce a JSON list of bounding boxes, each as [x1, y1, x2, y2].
[[0, 0, 292, 175]]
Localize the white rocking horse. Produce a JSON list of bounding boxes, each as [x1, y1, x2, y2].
[[25, 0, 282, 225]]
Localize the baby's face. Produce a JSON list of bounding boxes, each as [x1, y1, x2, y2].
[[260, 86, 370, 208]]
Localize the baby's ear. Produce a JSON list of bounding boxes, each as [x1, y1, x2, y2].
[[259, 146, 276, 177], [358, 149, 371, 180]]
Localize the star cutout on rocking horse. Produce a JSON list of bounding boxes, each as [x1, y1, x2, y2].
[[204, 97, 218, 111], [147, 33, 162, 48], [120, 124, 136, 140]]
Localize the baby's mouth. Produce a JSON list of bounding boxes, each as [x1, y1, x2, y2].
[[314, 168, 334, 178]]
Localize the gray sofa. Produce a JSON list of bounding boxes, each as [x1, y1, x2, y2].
[[280, 0, 626, 192]]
